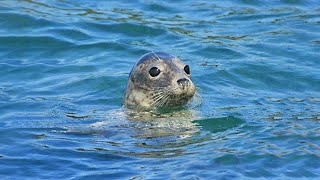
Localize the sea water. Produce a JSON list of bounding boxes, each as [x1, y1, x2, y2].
[[0, 0, 319, 179]]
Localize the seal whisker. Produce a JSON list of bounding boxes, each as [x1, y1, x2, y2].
[[150, 94, 164, 101], [156, 91, 171, 108], [150, 90, 168, 108], [148, 91, 168, 108], [190, 91, 202, 108], [149, 91, 165, 98], [154, 91, 171, 108], [152, 51, 161, 61], [148, 90, 167, 100], [151, 93, 166, 106]]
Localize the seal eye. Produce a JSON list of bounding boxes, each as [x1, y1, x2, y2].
[[184, 65, 190, 75], [149, 67, 161, 77]]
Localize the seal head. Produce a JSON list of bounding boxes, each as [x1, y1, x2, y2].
[[124, 52, 196, 110]]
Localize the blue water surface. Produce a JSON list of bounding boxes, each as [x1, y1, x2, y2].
[[0, 0, 320, 179]]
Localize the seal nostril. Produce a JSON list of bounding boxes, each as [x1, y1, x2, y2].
[[177, 78, 189, 86]]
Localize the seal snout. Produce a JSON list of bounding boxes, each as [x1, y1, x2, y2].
[[177, 78, 190, 89], [176, 78, 195, 97]]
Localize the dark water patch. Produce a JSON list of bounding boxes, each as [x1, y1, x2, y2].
[[0, 100, 52, 117], [191, 45, 246, 59], [34, 41, 135, 64], [0, 63, 93, 85], [229, 62, 320, 92], [0, 12, 61, 32], [218, 11, 296, 22], [142, 2, 178, 13], [0, 48, 51, 60], [78, 22, 167, 38], [37, 74, 125, 95], [0, 35, 74, 49], [42, 64, 97, 75], [72, 171, 139, 180], [0, 146, 112, 179], [246, 42, 320, 66], [74, 41, 130, 52], [44, 28, 94, 43], [194, 116, 244, 133], [76, 147, 190, 159]]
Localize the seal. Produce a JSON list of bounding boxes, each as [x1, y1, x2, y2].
[[124, 52, 196, 110]]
